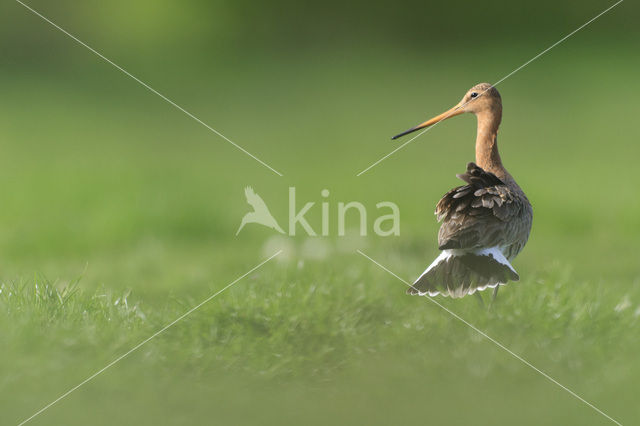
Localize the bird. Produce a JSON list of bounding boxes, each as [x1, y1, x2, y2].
[[236, 186, 285, 235], [392, 83, 533, 299]]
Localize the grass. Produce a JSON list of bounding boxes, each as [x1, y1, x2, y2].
[[3, 257, 639, 425], [1, 39, 639, 425]]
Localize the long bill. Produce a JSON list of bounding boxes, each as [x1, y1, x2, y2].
[[391, 105, 464, 140]]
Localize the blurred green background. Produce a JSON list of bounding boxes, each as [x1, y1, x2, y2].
[[1, 0, 639, 425]]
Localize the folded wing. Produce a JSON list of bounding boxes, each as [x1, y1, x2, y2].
[[436, 162, 528, 253]]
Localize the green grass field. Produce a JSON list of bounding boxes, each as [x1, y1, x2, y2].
[[1, 30, 639, 426]]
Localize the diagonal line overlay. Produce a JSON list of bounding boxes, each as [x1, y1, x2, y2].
[[15, 0, 284, 177], [17, 250, 282, 426], [356, 0, 624, 176], [357, 249, 622, 426]]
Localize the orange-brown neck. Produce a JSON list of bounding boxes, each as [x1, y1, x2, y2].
[[475, 109, 510, 182]]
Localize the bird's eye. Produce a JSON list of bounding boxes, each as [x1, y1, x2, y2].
[[470, 92, 478, 98]]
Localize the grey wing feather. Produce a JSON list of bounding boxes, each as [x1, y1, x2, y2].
[[436, 162, 530, 251]]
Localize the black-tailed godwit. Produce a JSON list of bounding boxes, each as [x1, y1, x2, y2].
[[393, 83, 533, 299]]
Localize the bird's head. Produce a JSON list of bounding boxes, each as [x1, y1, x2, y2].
[[391, 83, 502, 140]]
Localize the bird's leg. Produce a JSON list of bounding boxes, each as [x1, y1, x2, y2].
[[474, 292, 485, 308], [489, 286, 499, 308]]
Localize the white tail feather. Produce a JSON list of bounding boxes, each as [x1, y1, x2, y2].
[[409, 246, 519, 298]]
